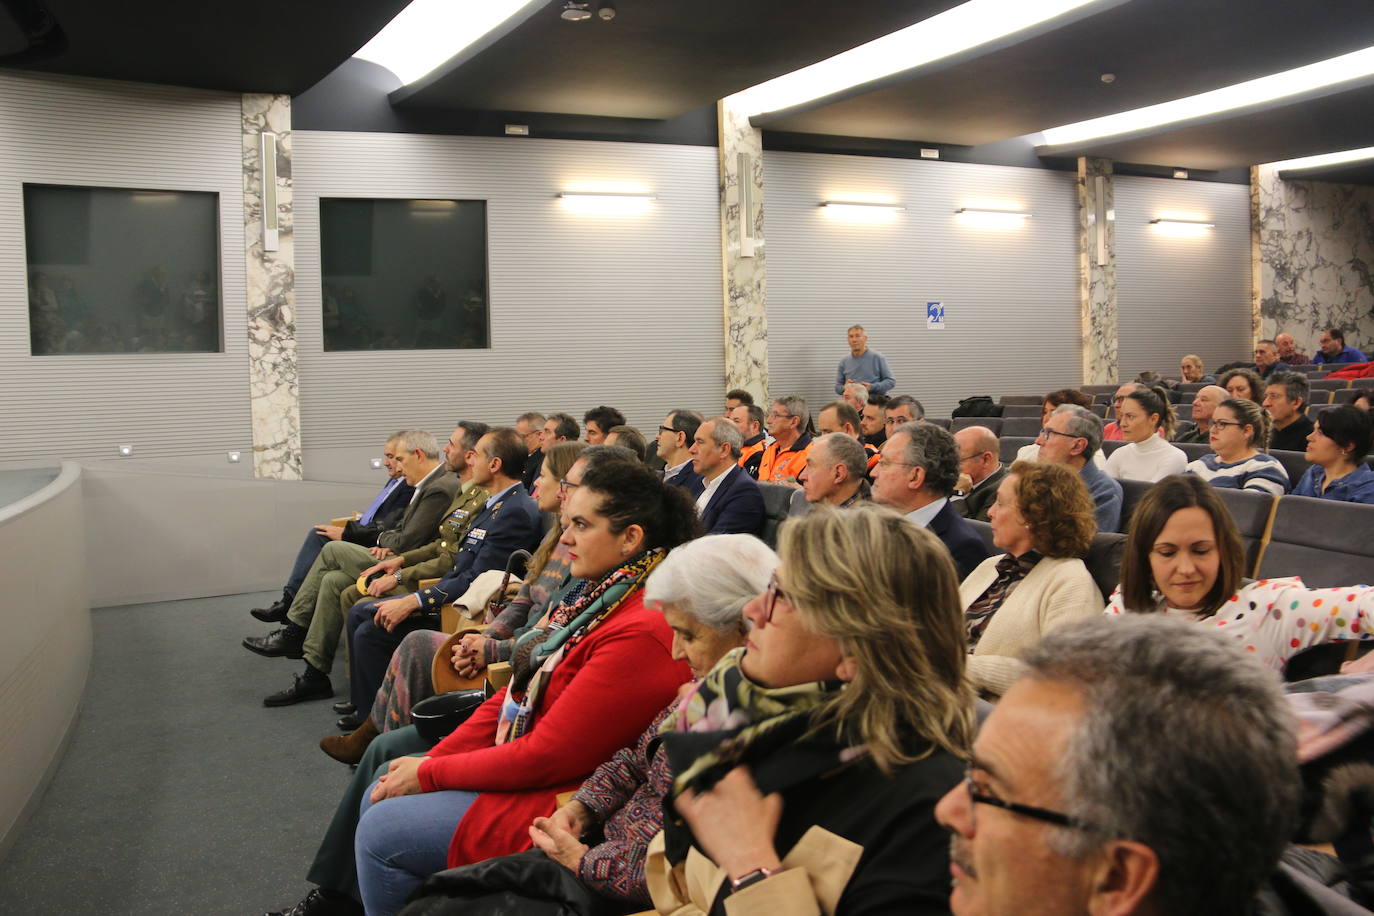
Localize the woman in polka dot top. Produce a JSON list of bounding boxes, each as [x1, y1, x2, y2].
[[1103, 476, 1371, 673]]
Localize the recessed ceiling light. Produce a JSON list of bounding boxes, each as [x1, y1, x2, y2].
[[353, 0, 546, 86], [561, 1, 592, 21], [1041, 44, 1374, 148], [730, 0, 1114, 119]]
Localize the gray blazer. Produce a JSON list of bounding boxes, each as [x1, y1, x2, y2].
[[377, 467, 461, 554]]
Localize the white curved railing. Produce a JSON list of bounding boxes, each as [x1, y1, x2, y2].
[[0, 462, 91, 858]]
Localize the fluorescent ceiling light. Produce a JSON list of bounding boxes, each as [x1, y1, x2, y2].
[[1268, 145, 1374, 172], [731, 0, 1111, 119], [821, 201, 906, 211], [820, 201, 906, 223], [1149, 218, 1213, 226], [354, 0, 542, 86], [956, 207, 1031, 217], [558, 192, 656, 215], [1150, 217, 1214, 238], [1041, 45, 1374, 147], [956, 207, 1031, 229]]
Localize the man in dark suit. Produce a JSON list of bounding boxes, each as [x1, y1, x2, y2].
[[872, 421, 990, 579], [953, 426, 1006, 523], [686, 417, 765, 536], [345, 427, 545, 713], [657, 407, 704, 492], [516, 411, 546, 492], [249, 433, 414, 621]]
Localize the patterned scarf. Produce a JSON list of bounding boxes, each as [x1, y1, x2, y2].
[[495, 548, 664, 744], [964, 551, 1041, 647], [656, 648, 863, 863]]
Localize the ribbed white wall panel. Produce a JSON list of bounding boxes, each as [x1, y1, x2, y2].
[[293, 131, 723, 448], [1116, 177, 1252, 378], [0, 71, 251, 462], [764, 152, 1081, 418]]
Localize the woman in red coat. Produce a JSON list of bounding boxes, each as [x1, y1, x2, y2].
[[353, 461, 698, 915]]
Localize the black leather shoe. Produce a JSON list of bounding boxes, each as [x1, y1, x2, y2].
[[336, 712, 364, 731], [265, 887, 363, 916], [331, 700, 356, 715], [250, 590, 292, 623], [264, 673, 333, 707], [242, 626, 305, 659]]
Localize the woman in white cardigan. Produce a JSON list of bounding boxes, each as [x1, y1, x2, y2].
[[1105, 384, 1187, 482], [959, 460, 1102, 696]]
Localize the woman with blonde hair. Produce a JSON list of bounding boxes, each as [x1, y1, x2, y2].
[[1185, 397, 1289, 495], [650, 503, 972, 913], [959, 460, 1100, 696]]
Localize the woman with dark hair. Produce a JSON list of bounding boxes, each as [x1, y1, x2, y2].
[[1105, 475, 1373, 672], [959, 461, 1100, 696], [1292, 405, 1374, 504], [1185, 397, 1289, 496], [1353, 388, 1374, 412], [1220, 366, 1265, 404], [649, 504, 972, 914], [1105, 385, 1186, 482], [296, 463, 700, 916]]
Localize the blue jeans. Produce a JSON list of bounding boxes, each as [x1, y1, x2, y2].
[[287, 529, 331, 595], [355, 782, 478, 916]]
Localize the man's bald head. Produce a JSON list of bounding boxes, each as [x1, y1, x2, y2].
[[1192, 385, 1229, 424], [954, 426, 1000, 488]]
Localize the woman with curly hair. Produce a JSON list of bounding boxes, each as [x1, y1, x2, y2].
[[1220, 366, 1265, 404], [959, 460, 1101, 696]]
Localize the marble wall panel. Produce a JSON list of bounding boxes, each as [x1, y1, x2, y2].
[[1079, 157, 1118, 384], [718, 97, 769, 402], [241, 93, 302, 480], [1254, 164, 1374, 359]]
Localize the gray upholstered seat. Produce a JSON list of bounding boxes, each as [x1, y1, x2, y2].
[[1257, 495, 1374, 587], [1001, 417, 1042, 438], [951, 416, 1002, 435], [757, 482, 799, 549]]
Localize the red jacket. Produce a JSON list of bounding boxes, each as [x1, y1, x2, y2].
[[415, 590, 691, 868], [1325, 362, 1374, 379]]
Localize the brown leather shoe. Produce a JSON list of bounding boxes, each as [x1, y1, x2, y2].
[[319, 716, 380, 765]]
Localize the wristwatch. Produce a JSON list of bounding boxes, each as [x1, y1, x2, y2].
[[730, 866, 781, 892]]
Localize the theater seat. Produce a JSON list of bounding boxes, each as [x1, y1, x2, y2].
[[951, 416, 1001, 435], [1001, 404, 1042, 418], [1256, 495, 1374, 587], [1213, 488, 1277, 576], [1117, 478, 1154, 531], [968, 518, 996, 554], [1001, 417, 1042, 438], [1100, 440, 1128, 457], [925, 417, 952, 430], [1175, 441, 1211, 463], [1000, 395, 1043, 406], [758, 482, 799, 549], [1267, 449, 1311, 489], [999, 436, 1035, 463], [1084, 532, 1126, 604]]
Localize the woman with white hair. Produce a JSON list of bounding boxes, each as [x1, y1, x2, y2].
[[404, 534, 778, 912]]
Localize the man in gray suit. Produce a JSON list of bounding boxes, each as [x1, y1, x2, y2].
[[243, 427, 461, 661]]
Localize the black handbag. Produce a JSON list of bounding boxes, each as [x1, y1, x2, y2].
[[399, 850, 630, 916]]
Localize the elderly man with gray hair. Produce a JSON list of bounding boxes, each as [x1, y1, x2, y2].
[[1036, 404, 1122, 532], [798, 432, 869, 512], [871, 421, 989, 578], [952, 426, 1004, 523], [935, 614, 1358, 915], [1175, 384, 1228, 444], [686, 416, 764, 536], [841, 381, 869, 414]]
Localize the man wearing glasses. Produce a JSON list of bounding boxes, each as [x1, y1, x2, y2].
[[952, 426, 1004, 523], [935, 615, 1312, 915], [1036, 405, 1121, 533], [656, 408, 704, 491]]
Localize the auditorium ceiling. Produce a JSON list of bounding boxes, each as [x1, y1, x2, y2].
[[5, 0, 1374, 181]]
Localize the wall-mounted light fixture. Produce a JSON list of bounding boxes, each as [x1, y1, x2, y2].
[[117, 444, 134, 457], [557, 192, 656, 215], [1149, 217, 1215, 238], [956, 206, 1032, 229], [370, 457, 384, 470], [820, 201, 905, 223]]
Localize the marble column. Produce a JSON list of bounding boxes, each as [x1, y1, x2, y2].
[[241, 93, 302, 480], [1252, 164, 1374, 358], [717, 96, 769, 402], [1078, 157, 1118, 385]]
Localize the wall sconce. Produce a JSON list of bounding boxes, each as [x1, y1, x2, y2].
[[226, 451, 242, 464], [956, 207, 1032, 229], [117, 444, 134, 457], [820, 201, 905, 223], [1150, 217, 1214, 237], [557, 192, 656, 215]]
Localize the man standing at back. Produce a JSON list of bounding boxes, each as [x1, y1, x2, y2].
[[835, 324, 895, 397]]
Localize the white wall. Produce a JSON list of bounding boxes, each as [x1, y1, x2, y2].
[[764, 151, 1080, 417], [0, 71, 252, 464], [292, 131, 726, 447], [1115, 176, 1252, 377]]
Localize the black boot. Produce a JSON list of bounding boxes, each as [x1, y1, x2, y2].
[[264, 887, 362, 916], [250, 588, 294, 623], [264, 663, 334, 707], [242, 622, 306, 658]]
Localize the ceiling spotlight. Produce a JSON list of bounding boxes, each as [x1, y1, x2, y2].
[[1100, 72, 1116, 84], [597, 2, 616, 20], [561, 1, 592, 20]]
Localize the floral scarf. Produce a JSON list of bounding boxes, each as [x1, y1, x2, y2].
[[495, 547, 664, 745], [656, 648, 863, 863]]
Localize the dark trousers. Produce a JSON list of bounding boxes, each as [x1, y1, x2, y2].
[[346, 599, 441, 713], [286, 530, 331, 595], [306, 726, 432, 900]]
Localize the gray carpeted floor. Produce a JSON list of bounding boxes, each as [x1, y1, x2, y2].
[[0, 591, 364, 914]]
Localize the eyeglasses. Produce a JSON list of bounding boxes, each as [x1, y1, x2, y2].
[[959, 451, 991, 464], [1037, 427, 1081, 442], [558, 478, 580, 493], [876, 456, 917, 469], [963, 768, 1090, 831], [1209, 419, 1244, 430], [763, 572, 786, 623], [658, 425, 682, 435]]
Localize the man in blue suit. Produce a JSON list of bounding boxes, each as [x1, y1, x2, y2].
[[872, 421, 990, 579], [657, 407, 704, 492], [345, 427, 544, 713], [685, 417, 765, 536]]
